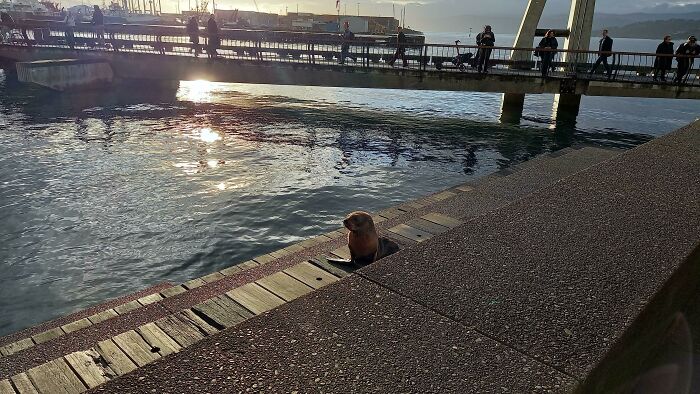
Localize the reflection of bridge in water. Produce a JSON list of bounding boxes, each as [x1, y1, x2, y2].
[[0, 0, 698, 123]]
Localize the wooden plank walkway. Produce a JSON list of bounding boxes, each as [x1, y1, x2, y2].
[[0, 208, 465, 393]]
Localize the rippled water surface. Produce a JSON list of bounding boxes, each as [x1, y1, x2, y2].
[[0, 58, 698, 336]]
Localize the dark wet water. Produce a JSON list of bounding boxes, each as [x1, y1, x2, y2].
[[0, 69, 697, 336]]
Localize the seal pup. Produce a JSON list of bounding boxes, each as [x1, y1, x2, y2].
[[343, 211, 380, 265]]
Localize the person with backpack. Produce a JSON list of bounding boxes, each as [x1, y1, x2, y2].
[[536, 30, 558, 77], [475, 25, 495, 73]]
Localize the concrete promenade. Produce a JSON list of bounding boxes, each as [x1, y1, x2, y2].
[[68, 122, 700, 392]]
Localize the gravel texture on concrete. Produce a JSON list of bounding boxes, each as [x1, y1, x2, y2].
[[0, 282, 172, 347], [91, 277, 576, 394], [362, 122, 700, 381]]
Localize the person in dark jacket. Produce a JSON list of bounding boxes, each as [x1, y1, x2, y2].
[[674, 35, 699, 84], [206, 14, 220, 59], [91, 5, 105, 47], [338, 21, 355, 64], [388, 26, 408, 67], [186, 17, 200, 57], [536, 30, 558, 77], [589, 29, 613, 78], [653, 35, 674, 82], [475, 25, 495, 73], [1, 11, 14, 43]]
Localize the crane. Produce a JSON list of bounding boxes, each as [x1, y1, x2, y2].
[[252, 0, 259, 12]]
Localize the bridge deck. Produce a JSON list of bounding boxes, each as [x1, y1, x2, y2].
[[1, 25, 699, 99]]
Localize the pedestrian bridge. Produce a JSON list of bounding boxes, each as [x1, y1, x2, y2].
[[1, 21, 699, 101]]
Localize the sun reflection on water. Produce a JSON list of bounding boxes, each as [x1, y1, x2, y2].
[[177, 80, 216, 103]]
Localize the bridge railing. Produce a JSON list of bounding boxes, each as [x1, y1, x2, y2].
[[2, 22, 698, 87]]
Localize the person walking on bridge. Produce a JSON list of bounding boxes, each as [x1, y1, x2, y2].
[[674, 36, 699, 84], [589, 29, 613, 79], [91, 5, 105, 47], [653, 35, 674, 82], [536, 30, 558, 77], [186, 16, 200, 57], [388, 26, 408, 68], [206, 14, 220, 59], [1, 11, 15, 43], [338, 21, 355, 65], [475, 25, 495, 73], [64, 11, 76, 49]]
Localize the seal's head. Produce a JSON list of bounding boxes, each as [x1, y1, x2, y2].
[[343, 211, 375, 233]]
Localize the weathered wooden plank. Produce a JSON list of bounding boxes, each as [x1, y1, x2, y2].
[[388, 224, 434, 243], [226, 283, 286, 315], [268, 249, 288, 259], [239, 260, 260, 269], [136, 323, 181, 356], [256, 272, 314, 302], [64, 349, 114, 389], [192, 296, 251, 328], [26, 358, 86, 394], [421, 213, 463, 229], [219, 265, 242, 276], [61, 317, 93, 334], [284, 262, 339, 290], [406, 218, 451, 235], [182, 277, 206, 290], [112, 331, 160, 367], [88, 308, 119, 324], [160, 285, 187, 298], [324, 229, 345, 239], [432, 190, 457, 201], [113, 300, 142, 315], [0, 379, 14, 394], [95, 339, 137, 376], [309, 257, 353, 278], [10, 373, 38, 394], [177, 310, 219, 335], [330, 245, 352, 261], [384, 231, 417, 246], [200, 271, 225, 283], [377, 208, 402, 219], [31, 327, 65, 345], [154, 315, 205, 347], [455, 184, 475, 192], [137, 293, 164, 306], [253, 254, 275, 264], [1, 338, 34, 355]]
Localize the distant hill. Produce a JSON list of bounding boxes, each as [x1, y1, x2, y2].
[[420, 12, 700, 35], [607, 19, 699, 40]]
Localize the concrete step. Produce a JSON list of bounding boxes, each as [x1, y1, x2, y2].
[[0, 146, 622, 391]]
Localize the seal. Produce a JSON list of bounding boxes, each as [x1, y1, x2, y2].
[[342, 211, 400, 265]]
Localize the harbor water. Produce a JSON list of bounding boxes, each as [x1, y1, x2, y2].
[[0, 35, 698, 336]]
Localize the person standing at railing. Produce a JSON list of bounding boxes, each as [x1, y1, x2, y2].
[[652, 36, 674, 82], [536, 30, 558, 77], [388, 26, 408, 68], [338, 21, 355, 65], [0, 11, 14, 43], [186, 17, 200, 57], [674, 36, 699, 84], [91, 5, 105, 47], [206, 14, 220, 59], [64, 11, 76, 50], [589, 29, 613, 79], [475, 25, 495, 73]]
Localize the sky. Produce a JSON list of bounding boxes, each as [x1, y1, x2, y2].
[[179, 0, 700, 15]]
